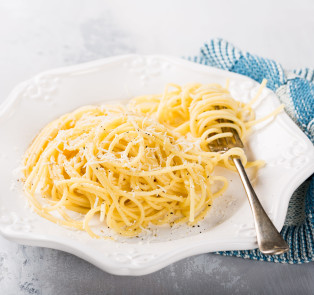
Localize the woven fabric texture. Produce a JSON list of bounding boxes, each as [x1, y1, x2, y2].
[[189, 39, 314, 263]]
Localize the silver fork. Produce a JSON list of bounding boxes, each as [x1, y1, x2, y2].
[[209, 110, 289, 255]]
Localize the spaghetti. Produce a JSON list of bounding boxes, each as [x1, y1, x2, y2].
[[22, 80, 283, 238]]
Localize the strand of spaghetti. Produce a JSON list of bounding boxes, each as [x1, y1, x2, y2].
[[245, 105, 285, 127], [83, 206, 112, 239], [244, 79, 268, 109]]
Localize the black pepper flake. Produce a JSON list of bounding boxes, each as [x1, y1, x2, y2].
[[208, 204, 211, 207]]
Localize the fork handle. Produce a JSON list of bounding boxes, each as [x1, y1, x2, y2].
[[233, 157, 289, 255]]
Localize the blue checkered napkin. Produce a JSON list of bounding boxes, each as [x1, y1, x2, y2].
[[189, 39, 314, 263]]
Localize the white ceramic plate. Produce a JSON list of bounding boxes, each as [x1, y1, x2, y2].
[[0, 55, 313, 276]]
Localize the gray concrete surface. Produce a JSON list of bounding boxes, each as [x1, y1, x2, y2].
[[1, 236, 314, 295], [0, 1, 313, 294]]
